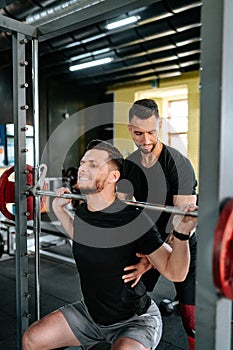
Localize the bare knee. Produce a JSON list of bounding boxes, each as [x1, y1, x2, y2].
[[22, 323, 43, 350], [112, 337, 150, 350], [22, 327, 34, 350]]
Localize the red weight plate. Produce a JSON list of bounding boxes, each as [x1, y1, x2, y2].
[[213, 198, 233, 300], [0, 166, 15, 220], [0, 165, 34, 221]]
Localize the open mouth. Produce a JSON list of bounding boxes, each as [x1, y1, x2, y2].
[[78, 177, 90, 181]]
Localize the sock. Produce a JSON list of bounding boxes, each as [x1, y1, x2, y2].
[[179, 303, 195, 349], [188, 335, 195, 350]]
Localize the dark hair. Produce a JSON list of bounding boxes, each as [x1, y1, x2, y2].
[[129, 99, 160, 122], [86, 139, 124, 174]]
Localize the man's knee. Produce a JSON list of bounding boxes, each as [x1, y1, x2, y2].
[[22, 328, 34, 350], [22, 325, 42, 350], [112, 337, 149, 350]]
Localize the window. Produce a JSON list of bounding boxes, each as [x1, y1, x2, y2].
[[167, 99, 188, 156]]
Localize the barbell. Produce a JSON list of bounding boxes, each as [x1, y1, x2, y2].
[[0, 164, 198, 221], [35, 190, 198, 217]]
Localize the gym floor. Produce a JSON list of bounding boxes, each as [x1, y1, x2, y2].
[[0, 243, 232, 350]]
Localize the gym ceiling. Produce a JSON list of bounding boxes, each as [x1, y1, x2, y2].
[[0, 0, 202, 87]]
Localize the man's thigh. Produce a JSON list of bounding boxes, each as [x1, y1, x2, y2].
[[110, 301, 162, 350], [112, 337, 150, 350], [23, 309, 81, 349]]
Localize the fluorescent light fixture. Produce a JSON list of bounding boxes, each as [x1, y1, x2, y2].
[[180, 60, 200, 68], [81, 33, 105, 44], [158, 72, 181, 79], [155, 64, 179, 72], [69, 57, 113, 71], [176, 38, 200, 47], [70, 48, 110, 62], [106, 16, 140, 30], [178, 50, 200, 58]]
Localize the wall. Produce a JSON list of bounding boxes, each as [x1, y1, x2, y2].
[[0, 68, 13, 124], [41, 77, 113, 177], [0, 66, 33, 124]]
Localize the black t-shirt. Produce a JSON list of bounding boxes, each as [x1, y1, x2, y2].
[[119, 144, 197, 239], [72, 199, 163, 325]]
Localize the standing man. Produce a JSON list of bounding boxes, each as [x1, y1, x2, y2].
[[23, 140, 197, 350], [118, 99, 197, 350]]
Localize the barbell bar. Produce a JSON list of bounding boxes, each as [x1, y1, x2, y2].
[[0, 163, 198, 220], [34, 189, 198, 218]]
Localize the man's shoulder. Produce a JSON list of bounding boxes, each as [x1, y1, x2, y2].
[[124, 150, 142, 171], [125, 149, 140, 162], [122, 151, 142, 178], [161, 144, 193, 169], [162, 144, 187, 160]]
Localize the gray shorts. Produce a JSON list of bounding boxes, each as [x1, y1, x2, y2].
[[60, 299, 162, 350]]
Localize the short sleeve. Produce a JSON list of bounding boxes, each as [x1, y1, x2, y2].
[[165, 147, 197, 196], [137, 224, 164, 255], [176, 158, 197, 195]]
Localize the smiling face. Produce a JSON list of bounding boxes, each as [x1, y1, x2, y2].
[[77, 149, 117, 194], [128, 114, 160, 154]]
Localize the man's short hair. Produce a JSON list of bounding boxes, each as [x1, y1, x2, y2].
[[129, 99, 160, 122], [86, 139, 124, 174]]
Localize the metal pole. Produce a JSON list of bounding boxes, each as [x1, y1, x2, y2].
[[196, 0, 233, 348], [13, 32, 30, 350], [35, 189, 198, 217], [32, 38, 41, 321]]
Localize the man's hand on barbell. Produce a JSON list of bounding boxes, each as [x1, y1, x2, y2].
[[173, 203, 198, 234], [53, 187, 72, 209]]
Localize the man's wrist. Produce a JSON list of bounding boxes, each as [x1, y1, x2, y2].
[[173, 230, 190, 241]]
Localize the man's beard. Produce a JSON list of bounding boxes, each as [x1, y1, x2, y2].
[[135, 138, 159, 154], [136, 143, 156, 154], [76, 180, 105, 194]]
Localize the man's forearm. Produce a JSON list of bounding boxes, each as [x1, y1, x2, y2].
[[166, 238, 190, 281], [52, 204, 74, 239]]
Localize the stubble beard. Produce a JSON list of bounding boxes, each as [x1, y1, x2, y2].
[[136, 143, 156, 154], [78, 179, 105, 195]]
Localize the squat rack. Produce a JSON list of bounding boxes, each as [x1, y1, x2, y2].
[[0, 2, 161, 348], [0, 0, 233, 349]]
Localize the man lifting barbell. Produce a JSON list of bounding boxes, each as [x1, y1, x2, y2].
[[22, 139, 198, 350]]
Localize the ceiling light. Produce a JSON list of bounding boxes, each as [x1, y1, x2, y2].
[[70, 48, 110, 62], [176, 38, 201, 47], [155, 64, 179, 72], [69, 57, 113, 71], [173, 2, 202, 14], [81, 33, 105, 44], [178, 50, 200, 58], [177, 23, 201, 32], [106, 16, 140, 30], [158, 72, 181, 79], [180, 60, 200, 68]]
